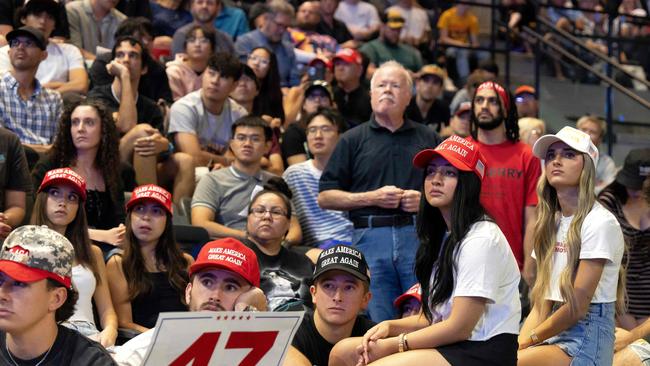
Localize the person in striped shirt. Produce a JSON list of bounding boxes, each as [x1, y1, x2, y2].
[[283, 107, 351, 263]]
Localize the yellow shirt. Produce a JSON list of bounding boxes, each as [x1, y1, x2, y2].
[[437, 7, 479, 44]]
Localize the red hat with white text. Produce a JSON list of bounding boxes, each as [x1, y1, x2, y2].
[[413, 135, 488, 179]]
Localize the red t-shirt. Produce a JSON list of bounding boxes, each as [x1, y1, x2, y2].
[[474, 139, 541, 269]]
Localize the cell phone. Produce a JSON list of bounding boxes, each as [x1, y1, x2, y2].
[[307, 65, 326, 81]]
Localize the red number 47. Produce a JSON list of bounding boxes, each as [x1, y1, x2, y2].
[[170, 331, 279, 366]]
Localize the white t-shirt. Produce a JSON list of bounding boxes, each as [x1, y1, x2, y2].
[[428, 220, 521, 341], [532, 202, 624, 303], [386, 5, 432, 41], [0, 42, 84, 84], [334, 1, 380, 31]]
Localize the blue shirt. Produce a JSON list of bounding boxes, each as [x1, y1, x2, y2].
[[214, 6, 249, 40], [149, 2, 192, 37], [0, 72, 62, 145], [235, 30, 300, 87]]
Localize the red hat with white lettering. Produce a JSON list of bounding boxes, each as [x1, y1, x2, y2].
[[126, 184, 173, 215], [413, 135, 488, 179], [38, 167, 87, 201], [189, 238, 260, 287]]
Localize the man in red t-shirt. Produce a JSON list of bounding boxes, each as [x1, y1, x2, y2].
[[469, 81, 541, 287]]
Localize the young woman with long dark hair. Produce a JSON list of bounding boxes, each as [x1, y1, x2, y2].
[[106, 184, 193, 333], [247, 46, 285, 121], [330, 135, 521, 366], [31, 168, 118, 347], [518, 127, 625, 366]]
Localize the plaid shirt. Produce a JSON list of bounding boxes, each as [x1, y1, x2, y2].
[[0, 72, 61, 145]]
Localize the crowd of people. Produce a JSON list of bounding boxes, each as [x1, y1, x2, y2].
[[0, 0, 648, 365]]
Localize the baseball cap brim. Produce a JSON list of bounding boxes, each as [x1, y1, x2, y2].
[[6, 28, 46, 50], [616, 169, 644, 190], [393, 292, 420, 308], [0, 260, 71, 287], [532, 134, 589, 160], [38, 177, 86, 201], [313, 265, 369, 284], [189, 262, 259, 288], [412, 149, 474, 172]]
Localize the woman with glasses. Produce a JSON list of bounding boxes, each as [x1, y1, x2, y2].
[[330, 135, 521, 366], [247, 47, 285, 121], [31, 168, 119, 348], [166, 25, 216, 101], [106, 184, 193, 334], [243, 177, 314, 311]]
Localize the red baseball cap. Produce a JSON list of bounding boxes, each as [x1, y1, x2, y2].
[[38, 167, 87, 201], [333, 48, 362, 66], [189, 238, 261, 287], [308, 57, 333, 70], [413, 135, 488, 179], [126, 184, 173, 215], [393, 283, 421, 309]]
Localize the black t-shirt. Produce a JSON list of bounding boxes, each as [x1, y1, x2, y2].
[[0, 128, 31, 212], [405, 98, 450, 133], [88, 53, 173, 104], [292, 312, 375, 366], [316, 19, 353, 45], [244, 239, 314, 311], [87, 84, 165, 133], [131, 271, 189, 328], [333, 84, 372, 128], [281, 123, 308, 164], [0, 325, 117, 365], [320, 118, 441, 219]]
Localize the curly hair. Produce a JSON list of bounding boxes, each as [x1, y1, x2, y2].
[[47, 279, 79, 323], [49, 99, 121, 200]]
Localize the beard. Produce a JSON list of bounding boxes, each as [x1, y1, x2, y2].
[[477, 114, 504, 130]]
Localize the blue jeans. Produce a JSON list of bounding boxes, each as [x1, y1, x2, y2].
[[445, 47, 490, 84], [352, 222, 419, 322], [545, 302, 615, 366]]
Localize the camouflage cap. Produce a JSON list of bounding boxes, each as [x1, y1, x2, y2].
[[0, 225, 74, 288]]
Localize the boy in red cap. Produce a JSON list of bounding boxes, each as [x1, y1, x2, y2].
[[113, 237, 267, 365], [0, 225, 116, 365]]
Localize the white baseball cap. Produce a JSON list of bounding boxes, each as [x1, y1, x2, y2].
[[533, 126, 599, 168]]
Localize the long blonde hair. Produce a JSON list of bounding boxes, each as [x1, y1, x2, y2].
[[531, 153, 626, 316]]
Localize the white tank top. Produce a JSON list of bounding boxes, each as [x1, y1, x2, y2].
[[69, 264, 97, 326]]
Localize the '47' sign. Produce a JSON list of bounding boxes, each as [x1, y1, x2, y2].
[[142, 312, 304, 366]]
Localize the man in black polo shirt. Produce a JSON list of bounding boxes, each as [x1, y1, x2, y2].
[[319, 61, 441, 322], [332, 48, 371, 128], [284, 244, 374, 366], [405, 64, 450, 133]]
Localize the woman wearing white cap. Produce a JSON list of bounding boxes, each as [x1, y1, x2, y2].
[[518, 126, 625, 366], [330, 135, 521, 366], [31, 168, 118, 347]]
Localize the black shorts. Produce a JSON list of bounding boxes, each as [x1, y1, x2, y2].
[[437, 333, 518, 366]]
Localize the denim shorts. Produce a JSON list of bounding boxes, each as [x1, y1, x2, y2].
[[629, 339, 650, 366], [544, 302, 615, 366]]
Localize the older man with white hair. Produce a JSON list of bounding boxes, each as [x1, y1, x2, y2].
[[318, 61, 441, 321]]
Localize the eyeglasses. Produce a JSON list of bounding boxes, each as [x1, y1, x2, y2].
[[9, 38, 37, 49], [249, 206, 288, 219], [248, 55, 270, 67], [425, 165, 459, 179], [233, 133, 264, 144], [307, 125, 336, 135]]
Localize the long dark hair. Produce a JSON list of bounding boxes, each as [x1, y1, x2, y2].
[[50, 99, 121, 200], [251, 47, 285, 120], [121, 209, 189, 300], [415, 171, 488, 322], [469, 87, 520, 143], [31, 190, 101, 285]]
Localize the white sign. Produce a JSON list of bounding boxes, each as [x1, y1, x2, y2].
[[142, 311, 304, 366]]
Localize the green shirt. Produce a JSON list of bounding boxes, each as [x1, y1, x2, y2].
[[359, 39, 423, 72]]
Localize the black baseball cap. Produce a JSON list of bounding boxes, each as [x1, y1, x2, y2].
[[6, 26, 47, 50], [616, 148, 650, 190], [313, 245, 370, 283]]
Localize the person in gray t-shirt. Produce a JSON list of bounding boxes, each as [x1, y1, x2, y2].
[[191, 116, 302, 244]]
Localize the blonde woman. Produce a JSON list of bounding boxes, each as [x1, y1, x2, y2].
[[518, 126, 625, 366]]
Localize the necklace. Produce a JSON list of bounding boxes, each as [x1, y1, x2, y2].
[[5, 340, 54, 366]]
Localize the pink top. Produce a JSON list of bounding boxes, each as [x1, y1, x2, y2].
[[166, 57, 203, 101]]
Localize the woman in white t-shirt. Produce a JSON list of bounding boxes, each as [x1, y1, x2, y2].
[[329, 135, 521, 366], [31, 168, 118, 347], [518, 126, 625, 366]]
